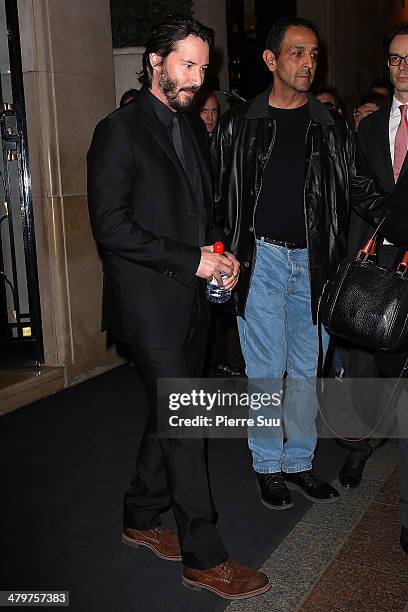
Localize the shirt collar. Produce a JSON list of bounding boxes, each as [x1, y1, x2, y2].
[[391, 95, 408, 115], [146, 89, 176, 128], [245, 87, 335, 125]]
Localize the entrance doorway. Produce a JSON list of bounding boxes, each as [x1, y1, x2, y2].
[[0, 0, 42, 366]]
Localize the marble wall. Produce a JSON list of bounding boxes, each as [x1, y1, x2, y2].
[[113, 47, 143, 107], [193, 0, 229, 94]]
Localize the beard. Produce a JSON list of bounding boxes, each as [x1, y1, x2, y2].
[[158, 64, 200, 112]]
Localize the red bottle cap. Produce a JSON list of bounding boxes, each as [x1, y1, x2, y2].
[[213, 241, 224, 254]]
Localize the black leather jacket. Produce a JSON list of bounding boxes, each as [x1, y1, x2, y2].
[[211, 88, 396, 322]]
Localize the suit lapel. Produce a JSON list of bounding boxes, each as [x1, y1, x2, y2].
[[379, 108, 395, 191], [137, 92, 211, 233], [138, 91, 189, 178], [181, 114, 212, 209]]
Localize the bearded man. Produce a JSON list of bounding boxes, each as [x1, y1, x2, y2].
[[87, 15, 269, 600]]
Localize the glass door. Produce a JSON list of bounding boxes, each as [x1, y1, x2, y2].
[[0, 0, 43, 366]]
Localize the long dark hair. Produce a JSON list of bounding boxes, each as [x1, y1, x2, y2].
[[138, 15, 214, 89]]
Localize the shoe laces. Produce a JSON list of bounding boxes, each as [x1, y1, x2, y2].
[[219, 559, 234, 582], [299, 470, 322, 488], [264, 472, 285, 490], [348, 456, 366, 469]]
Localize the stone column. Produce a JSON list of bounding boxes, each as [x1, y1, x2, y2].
[[193, 0, 229, 94], [18, 0, 122, 383]]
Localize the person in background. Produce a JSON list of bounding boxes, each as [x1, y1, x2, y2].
[[337, 22, 408, 555], [353, 91, 388, 128], [119, 88, 139, 107], [369, 76, 394, 101], [195, 89, 244, 378], [315, 85, 344, 114], [195, 88, 220, 136], [373, 175, 408, 555]]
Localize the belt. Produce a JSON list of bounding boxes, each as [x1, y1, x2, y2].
[[256, 235, 307, 249]]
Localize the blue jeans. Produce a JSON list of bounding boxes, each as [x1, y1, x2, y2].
[[237, 239, 329, 474]]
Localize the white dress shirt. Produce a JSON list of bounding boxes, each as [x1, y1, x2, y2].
[[383, 97, 408, 244], [389, 95, 408, 166]]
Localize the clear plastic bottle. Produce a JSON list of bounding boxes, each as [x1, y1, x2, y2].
[[206, 241, 232, 304]]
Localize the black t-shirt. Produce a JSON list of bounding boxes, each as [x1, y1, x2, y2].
[[255, 103, 310, 243]]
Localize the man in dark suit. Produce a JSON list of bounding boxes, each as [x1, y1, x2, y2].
[[338, 22, 408, 554], [87, 15, 270, 599]]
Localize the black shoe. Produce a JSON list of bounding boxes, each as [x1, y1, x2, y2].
[[283, 470, 340, 503], [215, 363, 245, 377], [401, 526, 408, 554], [339, 452, 372, 489], [256, 472, 294, 510]]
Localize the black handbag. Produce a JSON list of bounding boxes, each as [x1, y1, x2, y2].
[[319, 220, 408, 353]]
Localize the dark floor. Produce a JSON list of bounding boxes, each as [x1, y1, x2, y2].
[[0, 364, 345, 612]]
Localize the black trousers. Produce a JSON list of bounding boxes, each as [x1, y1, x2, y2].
[[123, 283, 228, 569], [337, 347, 381, 456]]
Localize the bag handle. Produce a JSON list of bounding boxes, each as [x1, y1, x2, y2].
[[317, 351, 408, 442], [397, 251, 408, 273], [356, 213, 408, 271], [357, 212, 391, 260], [357, 237, 377, 261], [358, 239, 408, 272]]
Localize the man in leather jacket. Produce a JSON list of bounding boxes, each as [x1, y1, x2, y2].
[[211, 16, 406, 511]]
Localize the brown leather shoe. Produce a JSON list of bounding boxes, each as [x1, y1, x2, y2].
[[182, 559, 270, 599], [122, 526, 181, 561]]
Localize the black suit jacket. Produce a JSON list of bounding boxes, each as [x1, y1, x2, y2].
[[87, 90, 214, 349], [349, 106, 408, 256], [348, 106, 408, 376]]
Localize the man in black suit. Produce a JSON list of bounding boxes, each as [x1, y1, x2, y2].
[[87, 15, 270, 599], [338, 22, 408, 554]]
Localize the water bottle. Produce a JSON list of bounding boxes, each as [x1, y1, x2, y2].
[[206, 242, 231, 304]]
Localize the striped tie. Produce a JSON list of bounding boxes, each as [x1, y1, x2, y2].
[[171, 114, 187, 175]]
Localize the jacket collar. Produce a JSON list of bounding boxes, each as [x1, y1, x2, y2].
[[133, 89, 213, 212], [245, 86, 335, 125]]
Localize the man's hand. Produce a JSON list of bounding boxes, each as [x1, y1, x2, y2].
[[196, 246, 240, 290], [223, 251, 240, 291]]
